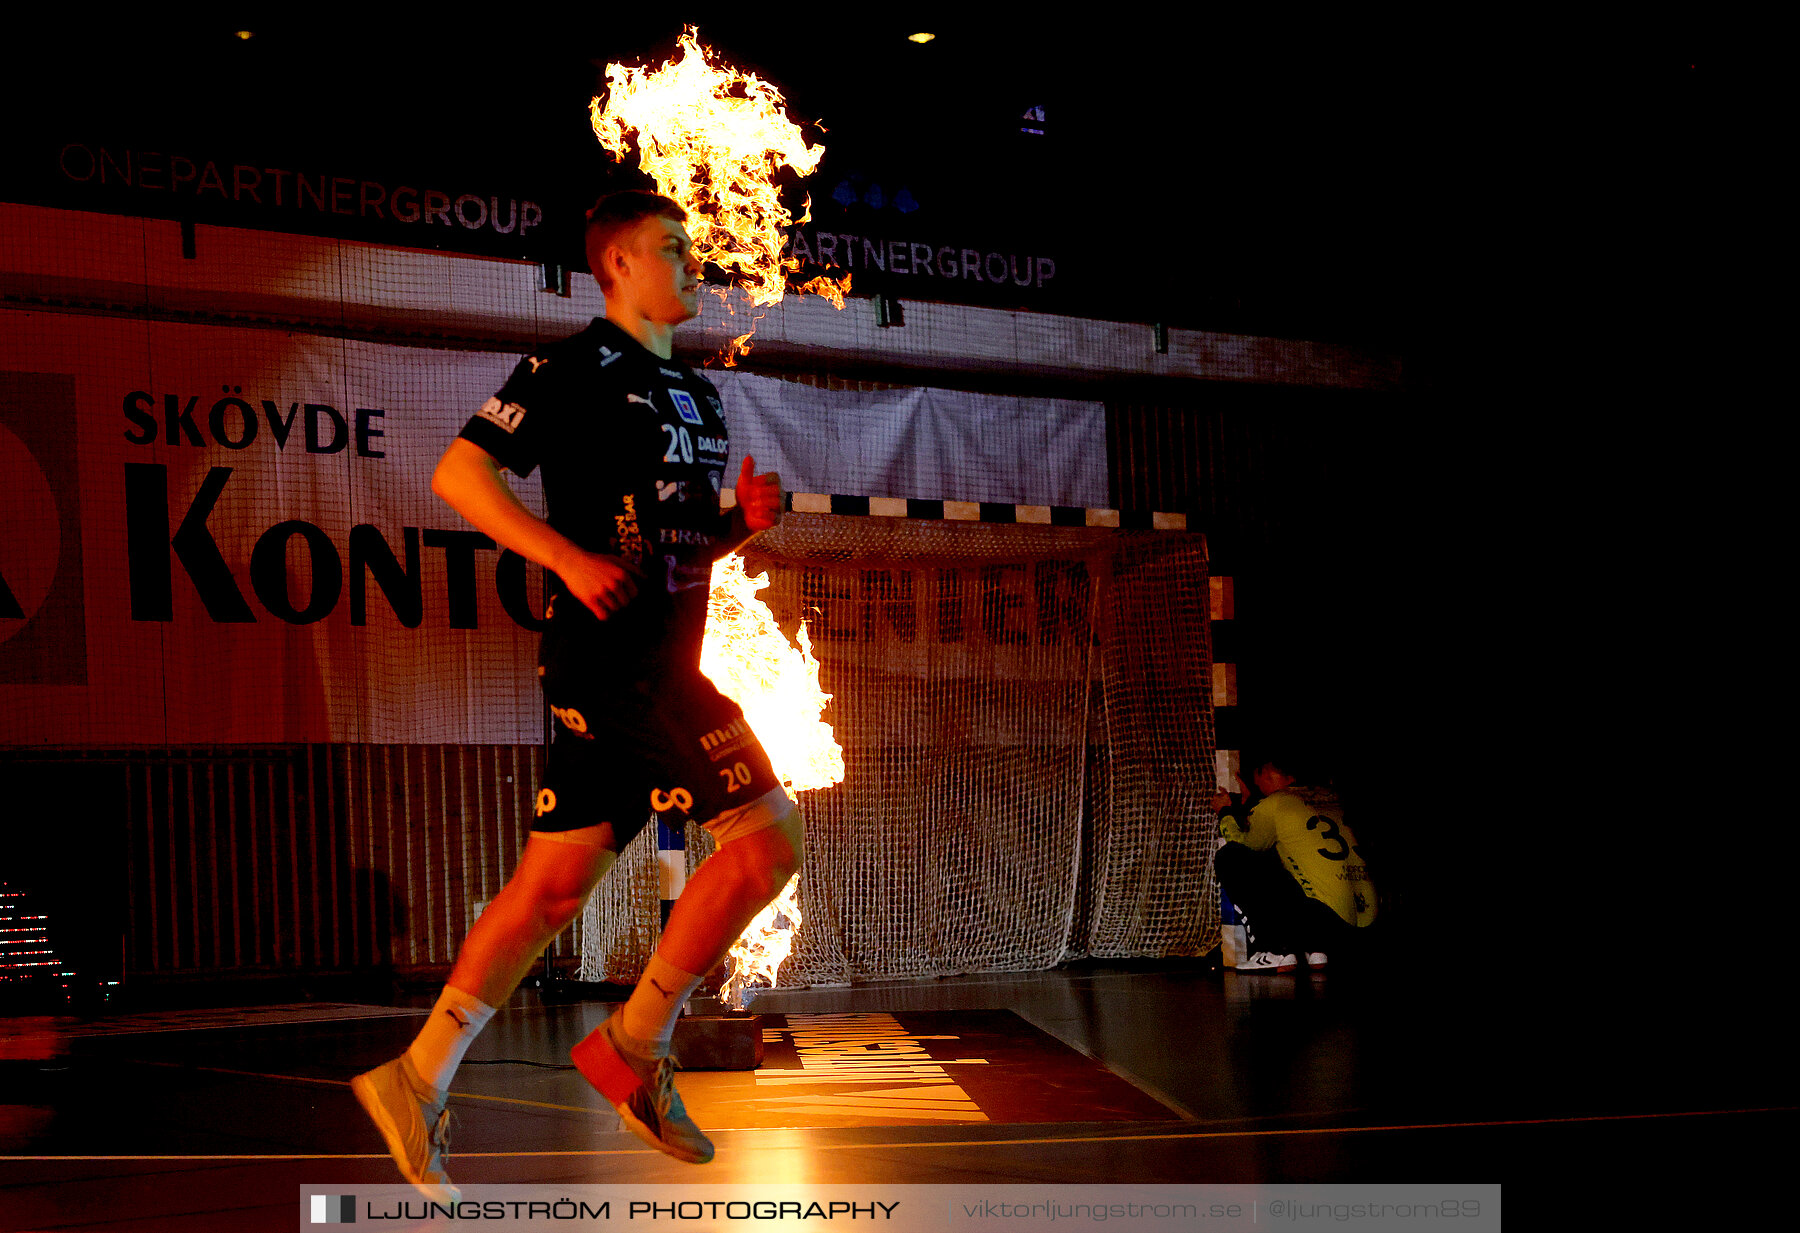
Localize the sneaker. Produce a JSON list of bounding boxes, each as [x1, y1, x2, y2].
[[1236, 951, 1298, 972], [1305, 952, 1329, 968], [572, 1015, 714, 1164], [351, 1054, 459, 1205]]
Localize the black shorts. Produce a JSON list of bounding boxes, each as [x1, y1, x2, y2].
[[532, 664, 789, 848]]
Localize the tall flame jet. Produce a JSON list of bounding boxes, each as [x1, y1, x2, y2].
[[701, 556, 843, 1007], [590, 26, 850, 364]]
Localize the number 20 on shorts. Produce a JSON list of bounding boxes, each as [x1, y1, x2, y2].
[[720, 762, 752, 793]]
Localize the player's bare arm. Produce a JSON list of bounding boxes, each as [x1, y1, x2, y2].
[[432, 437, 641, 618]]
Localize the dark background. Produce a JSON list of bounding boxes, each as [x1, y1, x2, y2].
[[1, 16, 1731, 990], [5, 13, 1512, 344]]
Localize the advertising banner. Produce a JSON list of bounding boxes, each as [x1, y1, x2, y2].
[[0, 311, 1104, 746]]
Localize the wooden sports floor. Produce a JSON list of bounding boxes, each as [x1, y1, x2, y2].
[[1, 959, 1791, 1230]]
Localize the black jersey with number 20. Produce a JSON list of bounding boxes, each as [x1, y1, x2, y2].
[[457, 318, 734, 677]]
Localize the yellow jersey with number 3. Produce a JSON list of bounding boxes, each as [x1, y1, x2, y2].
[[1223, 786, 1377, 927]]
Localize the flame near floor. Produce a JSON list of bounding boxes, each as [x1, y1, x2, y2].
[[0, 960, 1792, 1230]]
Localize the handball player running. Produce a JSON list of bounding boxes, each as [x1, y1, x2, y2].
[[352, 191, 799, 1201]]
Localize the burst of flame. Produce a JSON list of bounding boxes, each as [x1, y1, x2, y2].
[[721, 323, 759, 368], [700, 553, 843, 1007], [590, 26, 850, 364], [722, 882, 803, 1010], [701, 554, 842, 793], [796, 273, 851, 310]]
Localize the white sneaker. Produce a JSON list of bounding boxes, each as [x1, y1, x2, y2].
[[571, 1015, 714, 1164], [1236, 951, 1298, 972], [1305, 952, 1329, 968], [351, 1053, 459, 1205]]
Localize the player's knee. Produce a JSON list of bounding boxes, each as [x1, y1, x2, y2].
[[477, 878, 587, 945], [772, 807, 803, 878], [506, 869, 594, 935], [724, 807, 802, 903], [529, 890, 589, 937], [759, 806, 803, 889], [742, 848, 797, 906], [508, 840, 613, 936], [735, 862, 786, 907]]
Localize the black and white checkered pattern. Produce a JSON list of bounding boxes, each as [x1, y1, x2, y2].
[[723, 489, 1190, 531]]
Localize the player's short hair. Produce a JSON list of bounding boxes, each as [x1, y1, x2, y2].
[[585, 191, 688, 291], [1243, 737, 1329, 788]]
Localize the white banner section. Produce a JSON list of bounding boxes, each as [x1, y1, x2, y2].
[[0, 312, 1105, 746], [711, 369, 1106, 509]]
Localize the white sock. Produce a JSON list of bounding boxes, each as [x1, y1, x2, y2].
[[407, 986, 496, 1092], [618, 955, 704, 1055]]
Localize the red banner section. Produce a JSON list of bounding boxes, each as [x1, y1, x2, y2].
[[0, 317, 546, 745]]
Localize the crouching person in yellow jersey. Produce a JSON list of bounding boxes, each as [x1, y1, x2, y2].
[[1214, 750, 1376, 972]]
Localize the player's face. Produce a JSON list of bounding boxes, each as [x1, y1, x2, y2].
[[628, 216, 703, 323]]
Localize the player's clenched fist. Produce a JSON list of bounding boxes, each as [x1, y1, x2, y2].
[[736, 455, 783, 533], [557, 547, 643, 620]]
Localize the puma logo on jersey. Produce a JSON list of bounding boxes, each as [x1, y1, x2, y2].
[[627, 393, 653, 406], [476, 396, 528, 433]]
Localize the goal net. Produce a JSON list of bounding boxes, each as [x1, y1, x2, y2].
[[578, 511, 1218, 988]]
